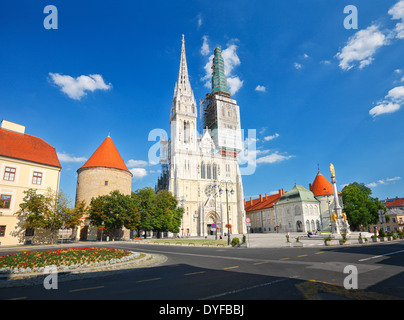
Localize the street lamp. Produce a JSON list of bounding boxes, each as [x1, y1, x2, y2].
[[100, 221, 104, 242], [219, 180, 234, 246]]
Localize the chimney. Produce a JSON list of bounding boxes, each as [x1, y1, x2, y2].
[[250, 196, 252, 206], [1, 120, 25, 134], [265, 193, 267, 201], [259, 194, 262, 202]]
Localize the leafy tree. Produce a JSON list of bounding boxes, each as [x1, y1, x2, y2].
[[131, 187, 156, 238], [131, 188, 183, 238], [17, 188, 80, 244], [88, 190, 140, 239], [153, 190, 183, 237], [341, 182, 386, 231]]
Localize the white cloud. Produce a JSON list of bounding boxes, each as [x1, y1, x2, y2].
[[49, 73, 112, 100], [126, 159, 148, 167], [201, 35, 210, 56], [367, 176, 401, 187], [388, 0, 404, 39], [255, 85, 266, 92], [201, 41, 243, 95], [256, 152, 294, 164], [263, 133, 279, 141], [227, 76, 244, 96], [336, 25, 388, 71], [303, 53, 309, 59], [369, 85, 404, 117], [293, 62, 302, 70], [130, 168, 147, 179], [197, 14, 203, 28], [57, 152, 87, 163]]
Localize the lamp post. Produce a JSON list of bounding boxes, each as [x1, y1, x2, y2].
[[100, 221, 104, 242], [219, 180, 234, 246]]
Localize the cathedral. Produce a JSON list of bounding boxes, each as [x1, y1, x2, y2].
[[156, 36, 247, 237]]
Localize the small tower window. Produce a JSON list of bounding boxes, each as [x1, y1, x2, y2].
[[105, 181, 108, 186]]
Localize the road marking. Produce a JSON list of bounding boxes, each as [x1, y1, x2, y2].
[[253, 261, 269, 265], [280, 258, 290, 260], [314, 252, 324, 254], [69, 286, 104, 293], [184, 271, 206, 276], [136, 277, 160, 283], [199, 278, 288, 300], [224, 266, 239, 270], [8, 297, 27, 300], [358, 249, 404, 262], [298, 254, 308, 257]]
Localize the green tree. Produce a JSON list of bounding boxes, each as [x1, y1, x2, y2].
[[88, 190, 140, 239], [341, 182, 386, 231], [17, 188, 79, 244], [131, 187, 156, 238], [153, 190, 183, 237]]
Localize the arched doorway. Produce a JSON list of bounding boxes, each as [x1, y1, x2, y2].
[[206, 211, 218, 236], [296, 220, 303, 232]]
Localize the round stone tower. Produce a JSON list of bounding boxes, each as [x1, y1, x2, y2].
[[75, 135, 132, 240]]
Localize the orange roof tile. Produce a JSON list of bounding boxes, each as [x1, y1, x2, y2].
[[310, 172, 334, 197], [0, 127, 61, 168], [245, 190, 285, 212], [385, 198, 404, 208], [79, 136, 131, 174]]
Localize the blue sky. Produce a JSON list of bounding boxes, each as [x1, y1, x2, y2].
[[1, 0, 403, 204]]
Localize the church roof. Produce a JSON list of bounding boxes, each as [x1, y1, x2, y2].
[[245, 192, 283, 212], [79, 136, 131, 174], [310, 171, 334, 197], [277, 184, 319, 205], [0, 127, 61, 168]]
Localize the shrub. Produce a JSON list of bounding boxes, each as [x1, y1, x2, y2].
[[242, 234, 246, 244], [324, 236, 332, 245], [231, 237, 240, 247]]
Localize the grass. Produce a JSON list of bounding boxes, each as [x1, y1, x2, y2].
[[148, 239, 228, 246], [0, 247, 133, 269]]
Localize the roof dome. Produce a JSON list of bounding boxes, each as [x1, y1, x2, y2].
[[310, 172, 333, 197], [79, 136, 131, 174]]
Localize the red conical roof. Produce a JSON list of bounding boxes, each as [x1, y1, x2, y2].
[[79, 136, 131, 174], [310, 172, 333, 196]]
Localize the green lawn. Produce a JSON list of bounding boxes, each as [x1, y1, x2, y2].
[[148, 239, 228, 246]]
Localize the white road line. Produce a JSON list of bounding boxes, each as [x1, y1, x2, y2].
[[358, 249, 404, 262], [198, 278, 288, 300]]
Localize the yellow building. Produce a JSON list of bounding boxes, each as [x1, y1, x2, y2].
[[0, 120, 61, 246]]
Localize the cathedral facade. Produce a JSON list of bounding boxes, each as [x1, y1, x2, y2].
[[157, 36, 247, 237]]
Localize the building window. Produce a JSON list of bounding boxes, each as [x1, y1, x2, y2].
[[0, 195, 11, 209], [213, 164, 217, 180], [206, 164, 211, 179], [0, 226, 5, 237], [32, 171, 43, 185], [201, 162, 205, 179], [3, 167, 16, 181], [105, 181, 108, 186]]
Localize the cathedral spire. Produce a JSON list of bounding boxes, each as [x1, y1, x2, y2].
[[211, 46, 231, 97], [174, 34, 192, 98]]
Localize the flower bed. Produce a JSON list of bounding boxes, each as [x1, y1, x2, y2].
[[0, 247, 139, 275]]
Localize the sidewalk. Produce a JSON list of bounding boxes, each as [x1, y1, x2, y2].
[[239, 231, 376, 248]]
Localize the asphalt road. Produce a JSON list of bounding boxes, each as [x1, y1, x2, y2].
[[1, 240, 404, 302]]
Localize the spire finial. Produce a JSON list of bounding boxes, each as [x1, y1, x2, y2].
[[182, 34, 185, 44], [108, 132, 110, 137], [317, 163, 320, 173]]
